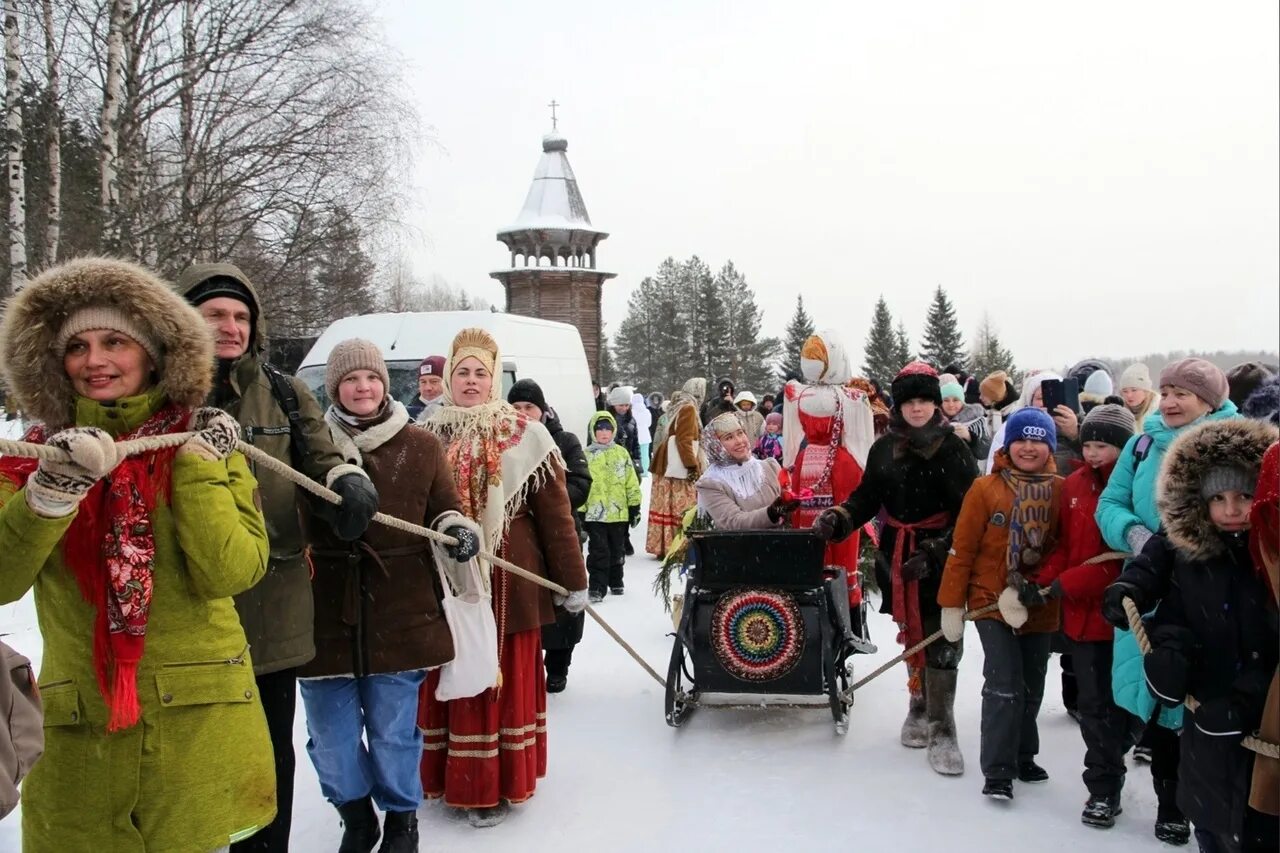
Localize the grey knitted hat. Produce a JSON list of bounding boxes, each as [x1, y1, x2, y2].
[[1200, 465, 1257, 500], [1080, 403, 1137, 450], [57, 305, 162, 366]]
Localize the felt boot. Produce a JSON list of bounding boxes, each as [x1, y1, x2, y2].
[[925, 667, 964, 775]]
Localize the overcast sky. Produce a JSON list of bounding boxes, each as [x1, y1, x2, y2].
[[375, 0, 1278, 370]]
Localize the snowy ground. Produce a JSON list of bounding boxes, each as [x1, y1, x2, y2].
[[2, 488, 1173, 852]]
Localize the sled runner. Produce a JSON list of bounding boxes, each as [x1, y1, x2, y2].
[[664, 530, 873, 734]]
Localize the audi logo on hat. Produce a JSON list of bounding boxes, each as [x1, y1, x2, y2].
[[1020, 425, 1048, 439]]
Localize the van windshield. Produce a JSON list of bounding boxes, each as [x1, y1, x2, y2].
[[296, 362, 516, 410]]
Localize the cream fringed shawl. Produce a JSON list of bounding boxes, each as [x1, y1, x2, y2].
[[424, 400, 563, 559]]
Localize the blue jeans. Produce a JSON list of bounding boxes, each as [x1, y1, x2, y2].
[[299, 670, 428, 812]]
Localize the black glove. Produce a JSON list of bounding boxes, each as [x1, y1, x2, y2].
[[1102, 580, 1143, 630], [330, 473, 379, 541], [444, 524, 481, 562], [1016, 577, 1060, 608], [766, 495, 802, 524], [812, 509, 840, 541], [899, 550, 935, 583], [628, 505, 642, 529]]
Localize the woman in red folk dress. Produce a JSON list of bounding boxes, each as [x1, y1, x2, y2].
[[416, 328, 589, 828], [782, 331, 876, 613]]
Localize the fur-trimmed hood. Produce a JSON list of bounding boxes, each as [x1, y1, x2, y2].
[[0, 257, 214, 429], [175, 262, 266, 352], [1157, 418, 1279, 560]]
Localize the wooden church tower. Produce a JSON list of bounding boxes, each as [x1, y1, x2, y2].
[[490, 107, 614, 377]]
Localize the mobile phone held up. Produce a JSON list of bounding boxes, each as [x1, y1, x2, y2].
[[1040, 378, 1080, 414]]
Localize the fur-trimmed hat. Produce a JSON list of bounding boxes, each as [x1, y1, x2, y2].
[[325, 338, 389, 404], [1, 257, 213, 428], [891, 361, 941, 406], [1159, 419, 1278, 559]]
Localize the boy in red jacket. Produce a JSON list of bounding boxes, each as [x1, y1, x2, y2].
[[1037, 402, 1138, 828]]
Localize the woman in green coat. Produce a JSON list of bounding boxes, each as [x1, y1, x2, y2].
[[0, 257, 274, 852]]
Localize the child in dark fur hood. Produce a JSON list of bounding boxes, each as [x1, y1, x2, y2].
[[1142, 418, 1279, 853]]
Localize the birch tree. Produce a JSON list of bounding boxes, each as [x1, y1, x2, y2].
[[99, 0, 129, 250], [41, 0, 59, 263], [4, 0, 24, 293]]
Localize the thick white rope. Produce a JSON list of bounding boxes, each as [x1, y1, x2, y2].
[[0, 431, 669, 689]]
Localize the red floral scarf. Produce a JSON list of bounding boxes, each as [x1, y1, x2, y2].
[[0, 403, 189, 730]]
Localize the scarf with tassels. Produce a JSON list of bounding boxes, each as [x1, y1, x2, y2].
[[1000, 466, 1057, 586], [0, 403, 189, 731]]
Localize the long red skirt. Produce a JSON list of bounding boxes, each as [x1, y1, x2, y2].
[[417, 628, 547, 808]]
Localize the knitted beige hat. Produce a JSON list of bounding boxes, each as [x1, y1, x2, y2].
[[1119, 362, 1153, 392], [325, 338, 389, 403], [56, 305, 162, 366]]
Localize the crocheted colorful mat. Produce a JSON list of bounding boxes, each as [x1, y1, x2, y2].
[[711, 588, 804, 682]]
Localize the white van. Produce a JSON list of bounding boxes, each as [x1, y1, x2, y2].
[[296, 311, 597, 442]]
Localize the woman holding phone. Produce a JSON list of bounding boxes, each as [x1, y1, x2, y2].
[[986, 372, 1083, 473]]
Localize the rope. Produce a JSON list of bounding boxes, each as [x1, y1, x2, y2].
[[0, 431, 668, 688], [1123, 595, 1279, 759], [848, 602, 1000, 693]]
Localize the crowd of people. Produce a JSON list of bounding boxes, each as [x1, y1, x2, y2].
[[0, 258, 1276, 853]]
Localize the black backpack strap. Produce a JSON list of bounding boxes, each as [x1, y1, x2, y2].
[[262, 362, 308, 469]]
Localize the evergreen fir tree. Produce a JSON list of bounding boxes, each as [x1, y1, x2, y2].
[[716, 261, 780, 392], [919, 285, 966, 369], [680, 255, 728, 381], [861, 295, 899, 386], [598, 326, 616, 385], [969, 313, 1017, 381], [778, 295, 816, 380], [615, 276, 663, 392], [892, 320, 913, 374]]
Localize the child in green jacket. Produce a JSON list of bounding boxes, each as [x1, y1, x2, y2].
[[582, 411, 642, 602]]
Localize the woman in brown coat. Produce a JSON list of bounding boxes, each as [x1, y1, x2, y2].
[[298, 339, 481, 853], [938, 407, 1063, 802], [417, 328, 589, 829], [646, 378, 706, 556]]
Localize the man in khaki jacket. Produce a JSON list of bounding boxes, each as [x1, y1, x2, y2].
[[1, 640, 42, 821]]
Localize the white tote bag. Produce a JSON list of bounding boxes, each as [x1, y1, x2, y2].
[[663, 435, 700, 479], [433, 554, 500, 701]]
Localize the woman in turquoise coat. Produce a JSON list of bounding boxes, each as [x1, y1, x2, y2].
[[1095, 357, 1238, 846], [0, 258, 274, 852]]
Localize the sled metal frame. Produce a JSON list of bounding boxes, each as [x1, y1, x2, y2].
[[663, 531, 867, 735]]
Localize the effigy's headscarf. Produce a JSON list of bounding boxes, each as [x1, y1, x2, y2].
[[424, 327, 560, 556], [782, 330, 875, 469], [696, 411, 766, 515], [631, 391, 652, 436]]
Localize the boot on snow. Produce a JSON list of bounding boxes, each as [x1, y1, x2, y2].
[[336, 796, 381, 853], [900, 690, 928, 748], [1016, 760, 1049, 783], [925, 667, 964, 775], [982, 778, 1013, 800], [378, 811, 419, 853], [1081, 793, 1123, 828], [1153, 779, 1190, 845], [468, 800, 510, 828]]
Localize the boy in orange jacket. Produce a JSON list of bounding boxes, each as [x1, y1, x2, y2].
[[938, 407, 1063, 801]]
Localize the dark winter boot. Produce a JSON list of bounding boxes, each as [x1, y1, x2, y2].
[[982, 778, 1013, 800], [1081, 793, 1123, 828], [377, 811, 419, 853], [1016, 760, 1049, 783], [925, 668, 964, 775], [1153, 779, 1190, 845], [336, 796, 380, 853], [900, 689, 928, 749]]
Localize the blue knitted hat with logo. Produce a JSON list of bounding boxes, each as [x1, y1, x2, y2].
[[1004, 407, 1057, 452]]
